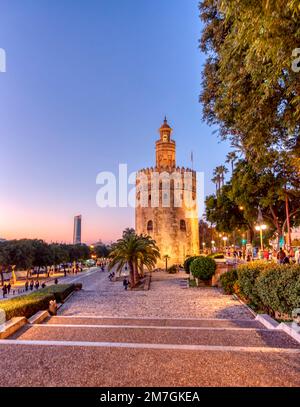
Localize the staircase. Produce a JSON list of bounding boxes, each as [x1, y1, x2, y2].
[[1, 314, 299, 387]]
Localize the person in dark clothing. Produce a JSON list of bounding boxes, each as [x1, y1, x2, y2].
[[123, 277, 129, 291], [25, 280, 29, 291], [2, 284, 7, 298], [54, 278, 58, 284], [283, 256, 290, 264], [41, 282, 46, 288], [30, 280, 34, 291], [7, 283, 11, 295], [35, 281, 39, 290], [277, 248, 286, 264]]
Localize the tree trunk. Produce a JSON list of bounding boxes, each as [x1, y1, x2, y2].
[[128, 261, 135, 288], [133, 260, 140, 286]]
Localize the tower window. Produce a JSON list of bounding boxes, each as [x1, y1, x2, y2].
[[180, 220, 186, 232], [147, 220, 153, 232]]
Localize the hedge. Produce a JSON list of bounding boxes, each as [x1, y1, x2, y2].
[[0, 283, 81, 321], [0, 292, 55, 321], [40, 283, 81, 303], [219, 269, 238, 294], [190, 257, 216, 281], [220, 261, 300, 317], [237, 261, 274, 308], [256, 265, 300, 316]]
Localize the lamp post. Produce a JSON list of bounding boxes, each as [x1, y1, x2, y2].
[[255, 224, 267, 251], [202, 242, 206, 253], [222, 236, 228, 250], [211, 240, 215, 252], [163, 255, 170, 273], [255, 207, 267, 251]]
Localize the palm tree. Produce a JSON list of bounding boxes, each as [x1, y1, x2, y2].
[[109, 231, 160, 287], [226, 151, 238, 174], [212, 166, 228, 194]]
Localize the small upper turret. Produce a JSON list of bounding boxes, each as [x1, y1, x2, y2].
[[156, 117, 176, 170]]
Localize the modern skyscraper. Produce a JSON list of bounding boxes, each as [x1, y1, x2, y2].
[[73, 215, 82, 244]]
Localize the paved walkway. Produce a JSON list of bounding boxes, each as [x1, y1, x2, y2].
[[59, 270, 253, 319], [0, 269, 299, 387]]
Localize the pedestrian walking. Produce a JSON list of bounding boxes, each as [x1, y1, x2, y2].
[[30, 280, 34, 291], [2, 284, 7, 298], [123, 277, 129, 290], [25, 280, 29, 291], [35, 281, 40, 290], [295, 247, 300, 264], [277, 248, 286, 264]]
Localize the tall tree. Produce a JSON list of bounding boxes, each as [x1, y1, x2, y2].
[[199, 0, 300, 164], [109, 230, 160, 287]]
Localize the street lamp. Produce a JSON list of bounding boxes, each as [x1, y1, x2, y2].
[[255, 224, 267, 251], [163, 254, 170, 272], [222, 236, 228, 249], [255, 206, 267, 251]]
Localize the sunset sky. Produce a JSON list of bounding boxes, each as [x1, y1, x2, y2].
[[0, 0, 230, 244]]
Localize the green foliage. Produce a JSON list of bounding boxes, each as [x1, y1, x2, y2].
[[0, 239, 91, 271], [40, 284, 79, 303], [256, 265, 300, 315], [183, 256, 199, 274], [199, 0, 300, 161], [109, 230, 160, 287], [190, 256, 216, 281], [1, 292, 55, 321], [220, 269, 238, 294], [235, 261, 300, 316], [237, 261, 274, 308], [0, 284, 80, 321]]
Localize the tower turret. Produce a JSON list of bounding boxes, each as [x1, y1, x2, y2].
[[155, 117, 176, 170]]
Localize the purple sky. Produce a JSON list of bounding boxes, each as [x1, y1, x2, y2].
[[0, 0, 230, 243]]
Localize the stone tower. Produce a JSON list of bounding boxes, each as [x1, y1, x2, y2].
[[135, 118, 199, 268]]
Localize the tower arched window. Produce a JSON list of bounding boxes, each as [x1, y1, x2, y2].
[[180, 219, 186, 232], [147, 220, 153, 232]]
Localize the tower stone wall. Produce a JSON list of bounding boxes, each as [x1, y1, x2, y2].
[[135, 118, 199, 268]]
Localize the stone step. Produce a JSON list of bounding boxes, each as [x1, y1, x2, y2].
[[11, 324, 300, 349], [0, 342, 299, 386], [46, 316, 264, 329]]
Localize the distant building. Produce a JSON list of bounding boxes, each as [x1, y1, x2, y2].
[[73, 215, 82, 245]]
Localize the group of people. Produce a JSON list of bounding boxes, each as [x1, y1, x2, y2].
[[24, 280, 47, 292], [1, 282, 11, 298]]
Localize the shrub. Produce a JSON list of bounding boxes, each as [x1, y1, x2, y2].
[[0, 283, 81, 321], [40, 284, 78, 303], [0, 292, 55, 321], [256, 264, 300, 316], [220, 269, 238, 294], [168, 265, 177, 274], [184, 256, 199, 274], [190, 257, 216, 281], [237, 261, 274, 308]]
